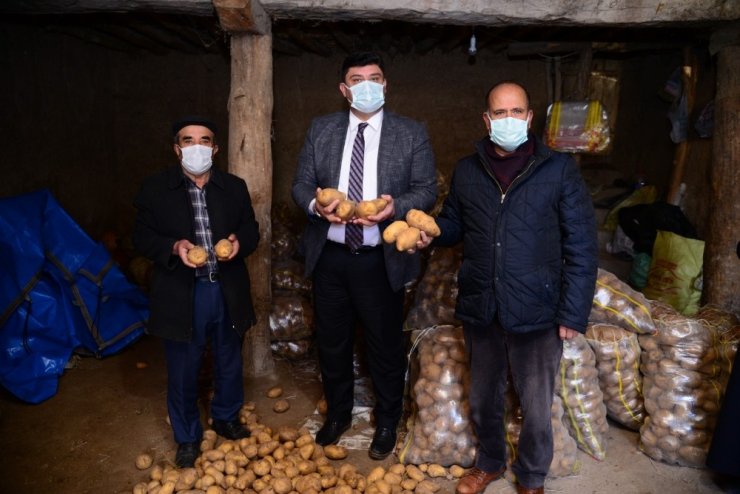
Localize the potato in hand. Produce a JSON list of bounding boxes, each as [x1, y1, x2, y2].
[[335, 200, 356, 221], [382, 220, 409, 244], [406, 209, 440, 237], [316, 188, 346, 206]]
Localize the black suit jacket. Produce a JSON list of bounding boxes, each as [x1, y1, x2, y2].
[[292, 111, 437, 291]]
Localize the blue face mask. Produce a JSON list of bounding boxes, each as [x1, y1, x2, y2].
[[489, 115, 529, 152], [347, 80, 385, 114]]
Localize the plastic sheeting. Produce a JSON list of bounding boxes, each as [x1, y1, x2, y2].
[[0, 189, 148, 403]]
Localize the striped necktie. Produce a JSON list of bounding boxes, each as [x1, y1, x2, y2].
[[345, 123, 368, 251]]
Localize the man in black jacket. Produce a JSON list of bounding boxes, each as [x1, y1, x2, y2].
[[420, 82, 598, 494], [133, 117, 259, 468]]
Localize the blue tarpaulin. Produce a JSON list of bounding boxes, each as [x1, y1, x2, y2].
[[0, 189, 148, 403]]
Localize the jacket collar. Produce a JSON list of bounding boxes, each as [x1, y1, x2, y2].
[[166, 164, 225, 190]]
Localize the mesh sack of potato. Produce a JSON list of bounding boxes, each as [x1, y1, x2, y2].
[[271, 338, 313, 360], [271, 220, 299, 261], [589, 268, 656, 335], [638, 311, 723, 467], [269, 293, 314, 342], [556, 334, 609, 461], [399, 325, 477, 467], [404, 246, 462, 331], [696, 305, 740, 392], [272, 259, 312, 295], [504, 386, 580, 478], [650, 299, 680, 319], [585, 323, 645, 430]]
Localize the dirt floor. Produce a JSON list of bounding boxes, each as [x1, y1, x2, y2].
[[0, 329, 733, 494]]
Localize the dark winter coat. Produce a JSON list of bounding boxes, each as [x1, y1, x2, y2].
[[133, 165, 259, 342], [435, 136, 598, 333]]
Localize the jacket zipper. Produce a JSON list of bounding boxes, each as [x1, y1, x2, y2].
[[499, 156, 538, 204]]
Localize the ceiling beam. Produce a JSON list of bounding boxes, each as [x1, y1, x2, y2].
[[260, 0, 739, 27]]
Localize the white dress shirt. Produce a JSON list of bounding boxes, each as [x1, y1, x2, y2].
[[325, 110, 384, 246]]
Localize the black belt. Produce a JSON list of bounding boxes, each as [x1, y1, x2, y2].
[[327, 240, 382, 255], [196, 272, 220, 282]]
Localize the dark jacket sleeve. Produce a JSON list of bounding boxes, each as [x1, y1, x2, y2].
[[133, 175, 183, 271], [555, 158, 599, 333]]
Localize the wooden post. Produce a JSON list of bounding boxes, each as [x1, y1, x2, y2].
[[228, 31, 275, 376], [704, 43, 740, 315]]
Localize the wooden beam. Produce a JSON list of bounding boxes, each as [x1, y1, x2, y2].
[[228, 31, 275, 376], [703, 43, 740, 315], [213, 0, 270, 34]]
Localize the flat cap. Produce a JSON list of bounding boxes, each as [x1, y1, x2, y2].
[[172, 116, 218, 136]]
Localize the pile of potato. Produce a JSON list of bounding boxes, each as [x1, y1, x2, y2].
[[400, 325, 476, 467], [132, 403, 455, 494], [403, 247, 462, 331], [638, 310, 723, 467], [505, 390, 580, 478], [589, 268, 656, 335], [269, 294, 314, 343], [585, 323, 645, 430], [556, 335, 609, 461]]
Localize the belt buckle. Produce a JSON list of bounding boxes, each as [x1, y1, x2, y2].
[[208, 272, 219, 282]]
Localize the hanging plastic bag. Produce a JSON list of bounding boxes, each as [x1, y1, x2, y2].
[[544, 101, 611, 154]]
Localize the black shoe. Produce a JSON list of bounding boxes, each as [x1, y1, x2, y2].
[[315, 419, 351, 446], [369, 427, 397, 460], [175, 442, 199, 468], [212, 419, 250, 440]]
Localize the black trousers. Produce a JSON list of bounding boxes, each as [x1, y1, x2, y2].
[[463, 321, 562, 489], [313, 241, 405, 429]]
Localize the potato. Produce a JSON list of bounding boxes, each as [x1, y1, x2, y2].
[[266, 386, 283, 398], [372, 197, 388, 211], [395, 227, 420, 252], [323, 445, 348, 460], [449, 465, 465, 478], [132, 482, 148, 494], [366, 466, 386, 483], [214, 239, 233, 260], [355, 200, 380, 219], [135, 453, 153, 470], [426, 464, 446, 478], [187, 245, 208, 266], [272, 399, 290, 413], [272, 476, 293, 494], [317, 188, 346, 206], [316, 398, 328, 415], [335, 200, 356, 221], [405, 209, 440, 237], [382, 220, 409, 244]]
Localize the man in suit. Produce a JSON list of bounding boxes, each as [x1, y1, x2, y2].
[[292, 51, 436, 460]]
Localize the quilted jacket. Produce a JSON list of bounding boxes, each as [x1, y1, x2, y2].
[[435, 135, 598, 333]]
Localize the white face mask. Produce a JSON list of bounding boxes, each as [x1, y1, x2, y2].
[[347, 80, 385, 114], [488, 115, 529, 152], [180, 144, 213, 176]]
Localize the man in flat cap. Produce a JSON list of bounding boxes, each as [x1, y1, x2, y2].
[[133, 116, 260, 468]]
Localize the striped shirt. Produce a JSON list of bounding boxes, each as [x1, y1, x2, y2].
[[187, 180, 218, 277]]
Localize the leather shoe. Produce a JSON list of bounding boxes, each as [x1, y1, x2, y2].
[[516, 485, 544, 494], [315, 419, 351, 446], [175, 442, 200, 468], [455, 466, 506, 494], [212, 419, 250, 440], [368, 427, 397, 460]]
